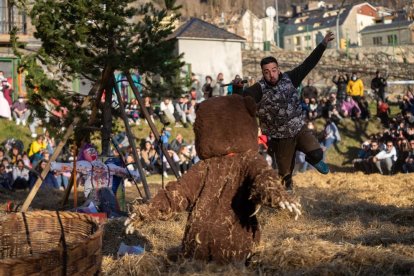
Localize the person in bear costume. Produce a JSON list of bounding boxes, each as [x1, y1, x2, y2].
[[125, 94, 301, 264]]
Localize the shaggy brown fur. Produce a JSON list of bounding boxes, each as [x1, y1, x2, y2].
[[126, 95, 298, 264]]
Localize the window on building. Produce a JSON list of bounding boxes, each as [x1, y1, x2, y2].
[[305, 34, 311, 41], [387, 34, 397, 45], [295, 36, 301, 45], [373, 36, 383, 45], [287, 38, 292, 45], [305, 46, 312, 50], [0, 1, 27, 35]]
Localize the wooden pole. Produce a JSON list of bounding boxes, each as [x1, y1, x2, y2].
[[111, 74, 151, 200], [125, 72, 181, 179], [73, 145, 78, 208]]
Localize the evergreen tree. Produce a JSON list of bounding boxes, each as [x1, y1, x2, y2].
[[12, 0, 184, 153]]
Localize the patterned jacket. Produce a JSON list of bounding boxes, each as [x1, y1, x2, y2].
[[244, 42, 327, 139]]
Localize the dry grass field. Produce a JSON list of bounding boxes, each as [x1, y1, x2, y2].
[[98, 170, 414, 275]]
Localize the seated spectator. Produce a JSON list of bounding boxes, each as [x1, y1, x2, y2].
[[186, 98, 196, 125], [404, 139, 414, 172], [145, 131, 156, 145], [12, 159, 30, 190], [174, 95, 189, 127], [22, 152, 32, 169], [29, 111, 43, 138], [142, 96, 154, 123], [125, 98, 140, 125], [10, 145, 21, 165], [308, 98, 319, 120], [178, 145, 192, 174], [373, 140, 397, 175], [320, 118, 341, 161], [161, 149, 181, 178], [159, 98, 175, 125], [0, 163, 12, 190], [353, 140, 381, 174], [394, 138, 411, 173], [11, 96, 31, 126], [0, 148, 10, 162], [140, 141, 158, 174], [341, 96, 361, 119], [28, 135, 47, 167], [2, 158, 12, 173], [29, 159, 59, 190], [170, 133, 186, 154], [302, 78, 318, 101], [325, 93, 343, 123]]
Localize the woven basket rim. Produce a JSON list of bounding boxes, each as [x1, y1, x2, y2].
[[0, 210, 103, 264]]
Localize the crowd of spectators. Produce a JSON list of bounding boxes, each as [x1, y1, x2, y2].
[[1, 68, 414, 193]]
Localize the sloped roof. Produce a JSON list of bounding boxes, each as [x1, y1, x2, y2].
[[360, 20, 413, 33], [283, 5, 352, 36], [170, 17, 245, 41]]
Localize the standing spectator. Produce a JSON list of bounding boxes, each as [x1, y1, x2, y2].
[[377, 99, 390, 127], [202, 76, 213, 100], [373, 140, 397, 175], [210, 72, 226, 97], [347, 72, 364, 101], [11, 96, 31, 126], [190, 73, 203, 102], [371, 70, 387, 102], [0, 71, 12, 106], [0, 81, 11, 120], [332, 74, 348, 103], [302, 78, 318, 101], [12, 159, 30, 189]]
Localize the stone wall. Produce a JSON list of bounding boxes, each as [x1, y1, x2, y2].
[[242, 45, 414, 96]]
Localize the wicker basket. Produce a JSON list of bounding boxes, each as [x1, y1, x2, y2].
[[0, 211, 103, 276]]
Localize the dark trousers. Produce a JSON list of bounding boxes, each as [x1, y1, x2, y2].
[[267, 125, 321, 180]]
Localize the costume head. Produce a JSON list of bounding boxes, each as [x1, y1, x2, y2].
[[194, 94, 258, 160]]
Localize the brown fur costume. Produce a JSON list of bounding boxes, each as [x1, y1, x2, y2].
[[126, 95, 299, 264]]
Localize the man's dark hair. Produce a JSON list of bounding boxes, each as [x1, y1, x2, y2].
[[260, 56, 278, 68]]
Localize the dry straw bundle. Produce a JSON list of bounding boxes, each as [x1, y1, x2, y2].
[[0, 211, 102, 276]]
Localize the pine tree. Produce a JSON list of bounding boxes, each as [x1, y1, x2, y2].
[[12, 0, 184, 153]]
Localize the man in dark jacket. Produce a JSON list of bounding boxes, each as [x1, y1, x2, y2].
[[238, 31, 334, 191], [371, 70, 387, 102]]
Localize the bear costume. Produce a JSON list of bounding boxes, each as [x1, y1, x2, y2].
[[125, 95, 300, 264]]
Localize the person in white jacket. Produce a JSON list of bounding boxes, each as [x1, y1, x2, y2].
[[373, 140, 397, 175]]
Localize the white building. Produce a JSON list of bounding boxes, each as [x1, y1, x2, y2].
[[228, 10, 275, 50], [170, 17, 245, 83], [283, 2, 377, 51]]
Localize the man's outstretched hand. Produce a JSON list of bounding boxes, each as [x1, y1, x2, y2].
[[322, 30, 335, 46]]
